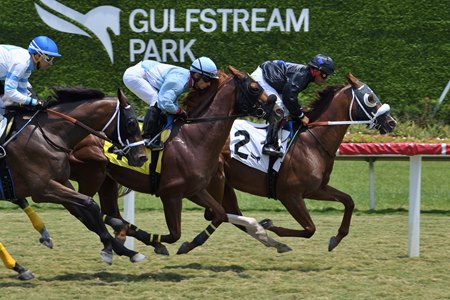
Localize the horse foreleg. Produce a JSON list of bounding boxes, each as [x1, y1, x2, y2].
[[34, 180, 146, 264], [307, 185, 354, 251], [9, 198, 53, 249], [0, 242, 35, 280], [98, 177, 169, 255], [177, 189, 227, 254]]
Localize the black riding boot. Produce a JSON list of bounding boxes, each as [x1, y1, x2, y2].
[[143, 106, 164, 150], [262, 123, 283, 158]]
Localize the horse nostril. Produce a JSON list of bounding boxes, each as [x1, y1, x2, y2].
[[140, 155, 148, 163]]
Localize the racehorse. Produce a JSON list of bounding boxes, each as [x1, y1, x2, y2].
[[2, 87, 148, 264], [69, 67, 274, 255], [177, 72, 398, 253]]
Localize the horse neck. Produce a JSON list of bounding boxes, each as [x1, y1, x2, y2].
[[307, 85, 352, 154], [182, 79, 237, 158], [52, 98, 117, 148]]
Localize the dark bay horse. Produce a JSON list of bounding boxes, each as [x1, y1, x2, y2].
[[3, 87, 148, 264], [69, 67, 273, 255], [177, 72, 397, 253]]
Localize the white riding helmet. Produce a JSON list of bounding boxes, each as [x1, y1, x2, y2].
[[190, 57, 219, 79]]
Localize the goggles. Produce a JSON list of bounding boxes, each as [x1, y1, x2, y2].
[[42, 53, 55, 64], [201, 76, 212, 83], [320, 72, 330, 79]]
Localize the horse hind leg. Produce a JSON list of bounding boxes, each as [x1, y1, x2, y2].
[[11, 198, 54, 249], [221, 183, 292, 253]]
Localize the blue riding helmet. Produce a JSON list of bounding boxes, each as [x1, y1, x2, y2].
[[28, 36, 61, 57], [308, 54, 335, 75], [190, 57, 219, 79]]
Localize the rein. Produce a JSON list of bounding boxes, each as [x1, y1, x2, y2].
[[46, 108, 116, 145], [184, 114, 248, 124]]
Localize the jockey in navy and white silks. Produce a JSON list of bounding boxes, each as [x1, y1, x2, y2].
[[251, 54, 335, 157], [0, 36, 61, 121], [123, 57, 219, 150]]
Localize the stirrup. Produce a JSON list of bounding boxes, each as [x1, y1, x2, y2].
[[262, 145, 283, 158]]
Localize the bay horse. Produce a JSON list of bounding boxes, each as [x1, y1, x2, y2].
[[69, 67, 274, 255], [2, 87, 148, 265], [178, 72, 397, 253]]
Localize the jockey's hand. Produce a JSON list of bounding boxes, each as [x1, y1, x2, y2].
[[35, 100, 44, 109], [300, 115, 309, 126], [176, 109, 188, 122]]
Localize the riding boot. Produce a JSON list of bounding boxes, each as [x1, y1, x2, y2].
[[143, 106, 164, 150], [262, 123, 283, 158]]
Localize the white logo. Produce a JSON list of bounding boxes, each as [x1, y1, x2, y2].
[[35, 0, 121, 63]]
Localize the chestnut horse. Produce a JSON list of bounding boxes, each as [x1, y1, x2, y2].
[[69, 67, 274, 255], [1, 87, 148, 265], [177, 73, 397, 253]]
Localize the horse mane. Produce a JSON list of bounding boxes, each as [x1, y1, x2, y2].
[[51, 87, 106, 103], [306, 84, 346, 122], [182, 70, 230, 118]]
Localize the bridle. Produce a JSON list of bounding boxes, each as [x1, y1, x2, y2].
[[184, 74, 270, 124]]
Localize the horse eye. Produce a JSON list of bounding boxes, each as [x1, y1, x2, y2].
[[250, 83, 261, 91], [128, 120, 138, 129]]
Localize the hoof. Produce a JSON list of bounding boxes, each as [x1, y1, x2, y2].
[[176, 242, 191, 255], [328, 236, 338, 252], [276, 243, 293, 253], [259, 218, 273, 229], [100, 250, 113, 265], [130, 253, 147, 263], [154, 244, 170, 256], [40, 237, 54, 249], [18, 270, 35, 281]]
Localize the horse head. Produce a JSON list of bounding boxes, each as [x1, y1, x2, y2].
[[346, 72, 397, 134], [111, 88, 148, 166], [228, 65, 277, 119]]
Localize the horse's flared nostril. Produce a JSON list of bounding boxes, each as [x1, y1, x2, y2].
[[388, 120, 397, 128], [139, 155, 148, 163]]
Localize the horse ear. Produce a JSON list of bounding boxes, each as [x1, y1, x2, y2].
[[346, 72, 358, 85], [117, 88, 127, 105], [227, 65, 243, 78]]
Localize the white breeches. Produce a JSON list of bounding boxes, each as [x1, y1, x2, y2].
[[123, 63, 158, 107], [251, 67, 289, 118]]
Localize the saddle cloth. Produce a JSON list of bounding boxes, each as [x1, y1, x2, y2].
[[103, 127, 170, 174], [230, 120, 290, 173]]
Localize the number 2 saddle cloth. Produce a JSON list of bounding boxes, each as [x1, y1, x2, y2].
[[230, 119, 291, 173]]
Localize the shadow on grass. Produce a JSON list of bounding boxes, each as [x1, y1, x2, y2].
[[42, 271, 189, 283], [165, 262, 332, 274], [0, 280, 36, 288]]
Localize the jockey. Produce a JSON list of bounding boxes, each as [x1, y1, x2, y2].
[[251, 54, 335, 157], [123, 57, 219, 150], [0, 36, 61, 122]]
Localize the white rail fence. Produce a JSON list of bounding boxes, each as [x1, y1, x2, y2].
[[122, 143, 450, 257]]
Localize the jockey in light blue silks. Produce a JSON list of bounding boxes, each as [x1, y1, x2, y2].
[[0, 36, 61, 130], [123, 57, 219, 150]]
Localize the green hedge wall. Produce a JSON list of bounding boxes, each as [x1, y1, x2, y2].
[[1, 0, 448, 122]]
